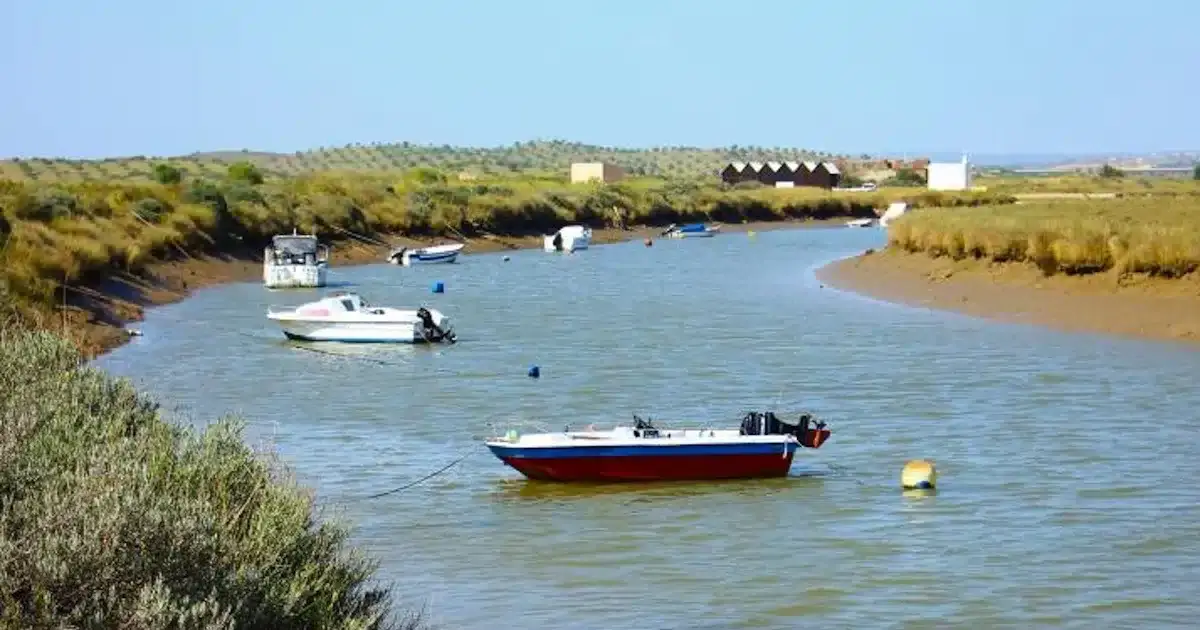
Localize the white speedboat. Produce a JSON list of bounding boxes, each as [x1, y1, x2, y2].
[[266, 292, 456, 344], [263, 229, 330, 288], [386, 242, 465, 266], [544, 225, 592, 252], [845, 218, 876, 228], [661, 223, 721, 238]]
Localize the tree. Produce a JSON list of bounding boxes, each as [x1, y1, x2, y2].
[[1193, 164, 1199, 180], [151, 163, 183, 185], [227, 161, 265, 185], [1099, 164, 1125, 178]]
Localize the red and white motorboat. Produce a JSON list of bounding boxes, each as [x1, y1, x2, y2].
[[484, 411, 831, 482]]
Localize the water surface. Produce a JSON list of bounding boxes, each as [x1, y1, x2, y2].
[[99, 226, 1200, 629]]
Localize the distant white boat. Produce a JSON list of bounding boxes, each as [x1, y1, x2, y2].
[[263, 230, 329, 289], [266, 292, 456, 344], [661, 223, 721, 238], [386, 242, 465, 265], [544, 225, 592, 252], [845, 218, 876, 228], [878, 202, 909, 228]]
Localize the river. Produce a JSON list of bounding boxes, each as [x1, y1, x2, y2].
[[97, 226, 1200, 629]]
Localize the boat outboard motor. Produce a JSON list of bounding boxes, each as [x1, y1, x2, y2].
[[416, 307, 456, 344], [389, 247, 407, 264], [552, 232, 563, 251]]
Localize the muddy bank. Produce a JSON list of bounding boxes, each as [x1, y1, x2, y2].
[[73, 218, 842, 358], [816, 247, 1200, 347]]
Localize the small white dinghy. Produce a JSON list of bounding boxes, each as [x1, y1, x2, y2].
[[661, 223, 721, 238], [878, 202, 910, 228], [266, 292, 456, 344], [845, 218, 876, 228], [543, 225, 592, 252], [386, 242, 465, 266]]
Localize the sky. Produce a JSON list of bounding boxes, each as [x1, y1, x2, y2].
[[2, 0, 1197, 159]]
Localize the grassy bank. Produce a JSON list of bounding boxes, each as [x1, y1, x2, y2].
[[0, 325, 424, 629], [0, 169, 1009, 355], [974, 175, 1200, 197], [887, 196, 1200, 277]]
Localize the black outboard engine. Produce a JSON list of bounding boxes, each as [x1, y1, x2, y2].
[[739, 411, 823, 438], [416, 307, 456, 344], [632, 414, 660, 438], [552, 232, 563, 251]]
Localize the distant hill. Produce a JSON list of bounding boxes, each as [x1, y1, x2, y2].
[[0, 140, 866, 182]]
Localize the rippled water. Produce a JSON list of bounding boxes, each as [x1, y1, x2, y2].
[[97, 226, 1200, 629]]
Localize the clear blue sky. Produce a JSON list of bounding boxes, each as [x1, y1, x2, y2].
[[2, 0, 1196, 159]]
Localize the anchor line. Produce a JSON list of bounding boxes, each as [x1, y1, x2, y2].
[[363, 448, 476, 500]]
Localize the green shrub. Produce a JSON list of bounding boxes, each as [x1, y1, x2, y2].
[[0, 327, 420, 629]]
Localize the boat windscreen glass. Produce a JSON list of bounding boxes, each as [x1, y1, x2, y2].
[[271, 236, 318, 255]]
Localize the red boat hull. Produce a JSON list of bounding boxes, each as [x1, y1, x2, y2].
[[498, 452, 797, 482]]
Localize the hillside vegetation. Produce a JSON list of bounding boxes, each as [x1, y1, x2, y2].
[[0, 166, 1011, 352], [888, 196, 1200, 277], [0, 140, 858, 182], [0, 325, 422, 629]]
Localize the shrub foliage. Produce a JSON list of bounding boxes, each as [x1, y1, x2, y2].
[[0, 327, 406, 629]]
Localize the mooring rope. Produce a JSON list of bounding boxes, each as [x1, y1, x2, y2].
[[362, 448, 476, 500]]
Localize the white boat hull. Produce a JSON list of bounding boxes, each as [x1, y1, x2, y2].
[[667, 230, 717, 238], [544, 226, 592, 252], [267, 298, 455, 344], [264, 263, 328, 289], [389, 243, 466, 266], [273, 320, 431, 343]]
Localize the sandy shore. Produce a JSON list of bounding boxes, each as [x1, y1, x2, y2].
[[70, 218, 843, 358], [816, 247, 1200, 347]]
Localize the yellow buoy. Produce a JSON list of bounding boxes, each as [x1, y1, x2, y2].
[[747, 230, 757, 238], [901, 459, 937, 490]]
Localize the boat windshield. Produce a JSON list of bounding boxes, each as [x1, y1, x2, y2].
[[272, 235, 319, 256]]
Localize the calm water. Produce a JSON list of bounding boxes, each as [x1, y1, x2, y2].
[[97, 227, 1200, 629]]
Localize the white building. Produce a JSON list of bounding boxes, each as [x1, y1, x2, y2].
[[926, 155, 973, 191]]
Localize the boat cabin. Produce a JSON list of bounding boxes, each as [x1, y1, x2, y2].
[[295, 293, 382, 317], [267, 233, 329, 267]]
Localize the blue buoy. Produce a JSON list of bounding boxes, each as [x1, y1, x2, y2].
[[431, 281, 445, 294], [527, 365, 540, 378]]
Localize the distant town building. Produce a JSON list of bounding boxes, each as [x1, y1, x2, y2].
[[926, 155, 973, 191], [570, 162, 625, 184], [719, 160, 842, 189]]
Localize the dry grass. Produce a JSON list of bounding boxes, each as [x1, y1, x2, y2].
[[974, 175, 1200, 196], [0, 170, 1009, 328], [888, 196, 1200, 277]]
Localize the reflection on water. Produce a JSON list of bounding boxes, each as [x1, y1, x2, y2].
[[98, 227, 1200, 629]]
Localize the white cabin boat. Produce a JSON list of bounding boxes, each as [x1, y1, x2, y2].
[[878, 202, 910, 228], [386, 242, 465, 266], [263, 230, 329, 289], [544, 225, 592, 252], [266, 292, 456, 344]]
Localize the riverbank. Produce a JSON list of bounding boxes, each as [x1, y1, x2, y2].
[[817, 247, 1200, 346], [69, 218, 846, 358]]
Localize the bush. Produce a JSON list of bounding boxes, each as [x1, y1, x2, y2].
[[0, 327, 416, 629], [227, 161, 265, 186], [152, 163, 184, 185]]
